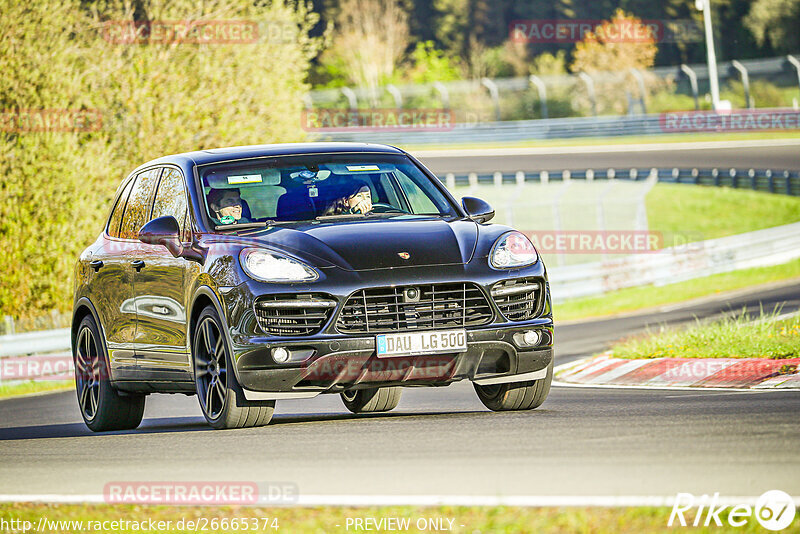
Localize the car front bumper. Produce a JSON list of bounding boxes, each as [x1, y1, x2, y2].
[[232, 320, 553, 400]]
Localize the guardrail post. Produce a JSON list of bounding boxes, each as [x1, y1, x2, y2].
[[3, 315, 14, 336], [515, 171, 525, 186], [433, 82, 450, 109], [540, 170, 549, 185], [493, 171, 503, 187], [341, 87, 358, 109], [766, 169, 774, 193], [386, 84, 403, 110], [629, 69, 647, 114], [730, 168, 738, 189], [692, 168, 699, 185], [578, 72, 597, 117], [731, 60, 754, 109], [712, 168, 720, 186], [748, 169, 757, 190], [587, 169, 595, 181], [468, 172, 478, 188], [528, 75, 549, 119], [680, 64, 700, 111], [481, 78, 501, 121], [787, 56, 800, 97], [445, 173, 455, 190], [784, 171, 792, 195]]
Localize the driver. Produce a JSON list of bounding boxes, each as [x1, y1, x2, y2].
[[322, 181, 373, 216], [207, 188, 250, 224]]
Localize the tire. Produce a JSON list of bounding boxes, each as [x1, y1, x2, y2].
[[193, 305, 275, 429], [340, 386, 402, 413], [473, 360, 552, 412], [74, 315, 145, 432]]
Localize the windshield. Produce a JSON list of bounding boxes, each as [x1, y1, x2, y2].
[[198, 153, 456, 229]]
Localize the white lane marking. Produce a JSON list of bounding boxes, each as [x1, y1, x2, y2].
[[551, 380, 800, 392], [1, 494, 798, 507], [414, 138, 800, 159]]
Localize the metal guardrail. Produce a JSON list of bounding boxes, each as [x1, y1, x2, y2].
[[438, 167, 800, 196], [549, 221, 800, 302], [312, 111, 800, 144], [0, 328, 71, 358]]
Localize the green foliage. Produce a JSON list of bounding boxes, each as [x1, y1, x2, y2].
[[0, 0, 321, 319], [721, 80, 798, 109], [404, 41, 462, 84]]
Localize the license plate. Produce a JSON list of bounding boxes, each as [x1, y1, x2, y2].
[[375, 329, 467, 358]]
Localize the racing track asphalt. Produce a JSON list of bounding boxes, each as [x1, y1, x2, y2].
[[1, 280, 798, 499], [415, 140, 800, 175]]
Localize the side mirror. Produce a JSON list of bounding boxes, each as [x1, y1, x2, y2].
[[138, 216, 183, 257], [461, 197, 495, 223]]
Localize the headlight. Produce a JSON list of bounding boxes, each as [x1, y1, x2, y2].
[[240, 248, 319, 283], [490, 231, 538, 269]]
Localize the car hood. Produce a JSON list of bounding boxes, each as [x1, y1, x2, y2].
[[218, 217, 480, 271]]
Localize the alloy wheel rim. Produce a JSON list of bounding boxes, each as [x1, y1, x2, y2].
[[75, 327, 100, 420], [195, 317, 227, 419]]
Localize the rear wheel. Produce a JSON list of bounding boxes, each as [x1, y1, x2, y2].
[[74, 315, 145, 432], [193, 305, 274, 429], [341, 386, 402, 413], [474, 361, 552, 411]]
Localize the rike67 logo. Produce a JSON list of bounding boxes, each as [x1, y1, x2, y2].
[[669, 490, 796, 530]]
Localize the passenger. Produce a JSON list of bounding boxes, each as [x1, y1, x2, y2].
[[207, 188, 250, 224]]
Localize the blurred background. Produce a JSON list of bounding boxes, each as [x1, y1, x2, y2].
[[1, 0, 799, 329]]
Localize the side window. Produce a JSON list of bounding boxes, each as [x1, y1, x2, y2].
[[107, 178, 135, 238], [394, 171, 438, 213], [119, 168, 161, 240], [151, 168, 190, 242]]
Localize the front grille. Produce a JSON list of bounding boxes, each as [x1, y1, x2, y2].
[[491, 278, 542, 321], [336, 283, 493, 334], [254, 294, 336, 336]]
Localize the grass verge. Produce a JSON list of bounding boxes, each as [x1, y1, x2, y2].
[[647, 184, 800, 242], [555, 258, 800, 322], [610, 310, 800, 360], [0, 380, 72, 401], [0, 503, 778, 533]]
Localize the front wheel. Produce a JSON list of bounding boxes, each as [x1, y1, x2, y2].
[[341, 386, 402, 413], [474, 361, 552, 411], [193, 305, 275, 430], [74, 315, 145, 432]]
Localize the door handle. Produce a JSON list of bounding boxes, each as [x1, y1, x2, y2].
[[131, 259, 146, 272], [89, 260, 104, 272]]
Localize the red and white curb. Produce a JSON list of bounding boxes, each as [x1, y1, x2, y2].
[[555, 354, 800, 389]]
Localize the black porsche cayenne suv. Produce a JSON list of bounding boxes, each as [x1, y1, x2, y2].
[[71, 143, 554, 431]]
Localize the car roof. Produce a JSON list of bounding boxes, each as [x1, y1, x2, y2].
[[134, 142, 407, 172]]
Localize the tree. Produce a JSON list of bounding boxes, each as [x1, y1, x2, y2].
[[570, 9, 661, 115], [321, 0, 409, 104], [745, 0, 800, 54]]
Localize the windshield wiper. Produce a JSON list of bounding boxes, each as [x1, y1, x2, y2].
[[214, 221, 269, 231], [315, 213, 367, 221]]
